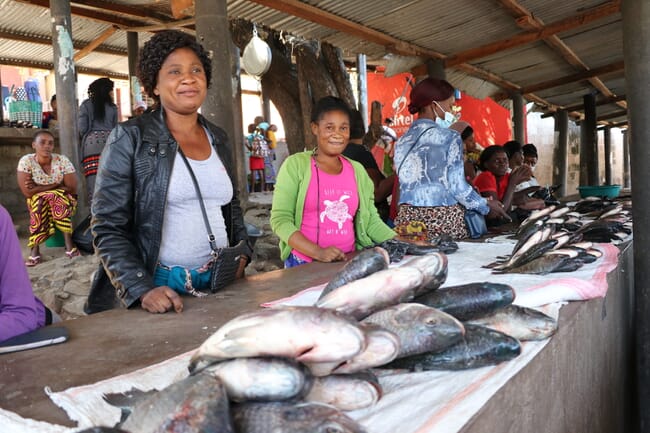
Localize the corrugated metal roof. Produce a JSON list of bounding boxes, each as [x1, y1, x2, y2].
[[0, 0, 627, 122]]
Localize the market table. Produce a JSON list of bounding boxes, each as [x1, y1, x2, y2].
[[0, 243, 635, 432]]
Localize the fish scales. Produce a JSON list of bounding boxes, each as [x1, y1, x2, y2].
[[398, 253, 448, 296], [384, 324, 521, 371], [500, 254, 570, 275], [232, 401, 368, 433], [120, 373, 234, 433], [189, 307, 366, 372], [305, 372, 382, 411], [362, 303, 464, 358], [319, 247, 389, 299], [315, 267, 424, 320], [467, 305, 557, 341], [413, 282, 515, 321]]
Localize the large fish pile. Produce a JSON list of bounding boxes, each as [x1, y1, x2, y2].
[[89, 245, 559, 433], [486, 198, 632, 275]]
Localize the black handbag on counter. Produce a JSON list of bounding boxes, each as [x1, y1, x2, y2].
[[179, 149, 246, 293]]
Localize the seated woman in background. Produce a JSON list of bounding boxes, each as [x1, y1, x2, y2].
[[16, 130, 79, 266], [0, 205, 59, 342], [450, 120, 482, 183], [473, 145, 543, 221], [271, 96, 396, 268], [393, 78, 509, 241]]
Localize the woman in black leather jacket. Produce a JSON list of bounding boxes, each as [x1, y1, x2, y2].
[[85, 30, 251, 314]]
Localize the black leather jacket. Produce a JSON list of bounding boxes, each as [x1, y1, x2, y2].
[[85, 109, 251, 313]]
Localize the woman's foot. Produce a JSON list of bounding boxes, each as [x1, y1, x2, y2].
[[25, 255, 42, 267], [65, 247, 80, 258]]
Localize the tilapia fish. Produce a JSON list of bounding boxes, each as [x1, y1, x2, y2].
[[500, 254, 572, 275], [305, 371, 382, 411], [414, 282, 515, 321], [232, 401, 368, 433], [189, 307, 366, 373], [328, 323, 400, 374], [118, 373, 233, 433], [202, 357, 313, 402], [385, 324, 521, 371], [319, 247, 390, 299], [467, 304, 558, 341], [76, 429, 130, 433], [398, 253, 448, 296], [362, 303, 464, 358], [316, 266, 424, 320]]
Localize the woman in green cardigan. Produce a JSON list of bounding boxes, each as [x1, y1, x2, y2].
[[271, 96, 396, 268]]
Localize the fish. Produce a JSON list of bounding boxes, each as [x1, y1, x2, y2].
[[378, 238, 457, 263], [496, 238, 558, 271], [188, 307, 366, 373], [75, 429, 130, 433], [467, 305, 558, 341], [231, 401, 368, 433], [552, 258, 584, 272], [318, 247, 390, 299], [118, 372, 234, 433], [414, 282, 515, 321], [384, 324, 521, 371], [398, 253, 448, 296], [201, 357, 313, 402], [332, 323, 401, 374], [315, 266, 424, 320], [305, 372, 382, 411], [361, 303, 464, 358], [499, 254, 571, 275]]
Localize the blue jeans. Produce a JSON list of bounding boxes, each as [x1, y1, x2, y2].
[[284, 253, 309, 269]]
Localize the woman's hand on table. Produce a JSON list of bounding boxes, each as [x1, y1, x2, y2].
[[486, 199, 512, 221], [140, 286, 184, 314], [236, 257, 248, 279], [315, 246, 346, 263]]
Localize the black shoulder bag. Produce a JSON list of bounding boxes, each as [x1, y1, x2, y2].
[[178, 149, 248, 293]]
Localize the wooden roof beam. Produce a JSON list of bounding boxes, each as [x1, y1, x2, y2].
[[493, 60, 624, 100], [250, 0, 564, 112], [596, 109, 627, 122], [496, 0, 626, 111], [16, 0, 149, 29], [0, 57, 127, 79], [73, 26, 117, 62], [247, 0, 444, 59], [0, 29, 126, 57], [540, 94, 627, 117], [70, 0, 170, 24], [446, 0, 621, 67]]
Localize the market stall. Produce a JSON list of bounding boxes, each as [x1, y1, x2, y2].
[[0, 238, 634, 433]]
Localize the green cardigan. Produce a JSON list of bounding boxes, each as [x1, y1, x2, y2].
[[271, 151, 396, 260]]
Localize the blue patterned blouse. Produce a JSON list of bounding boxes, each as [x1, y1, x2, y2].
[[394, 118, 489, 215]]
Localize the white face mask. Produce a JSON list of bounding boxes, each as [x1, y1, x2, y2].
[[433, 101, 457, 128]]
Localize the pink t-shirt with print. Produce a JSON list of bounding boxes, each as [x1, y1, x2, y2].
[[17, 153, 76, 186], [292, 157, 359, 262]]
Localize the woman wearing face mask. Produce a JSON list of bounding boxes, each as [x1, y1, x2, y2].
[[393, 78, 509, 241]]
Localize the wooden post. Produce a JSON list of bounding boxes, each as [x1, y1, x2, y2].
[[230, 44, 248, 203], [580, 93, 599, 185], [512, 92, 525, 144], [50, 0, 84, 217], [623, 0, 650, 429], [194, 0, 239, 188], [426, 58, 446, 80], [262, 93, 271, 123], [622, 129, 630, 189], [127, 31, 139, 112], [604, 126, 612, 185], [357, 53, 368, 127], [553, 109, 568, 197]]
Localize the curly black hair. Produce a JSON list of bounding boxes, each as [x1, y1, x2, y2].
[[137, 30, 212, 105], [478, 145, 508, 171], [88, 77, 114, 121]]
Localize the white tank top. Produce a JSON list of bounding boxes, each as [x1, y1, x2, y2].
[[158, 144, 233, 269]]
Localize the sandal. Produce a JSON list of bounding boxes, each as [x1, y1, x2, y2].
[[25, 255, 41, 267], [65, 248, 80, 258]]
